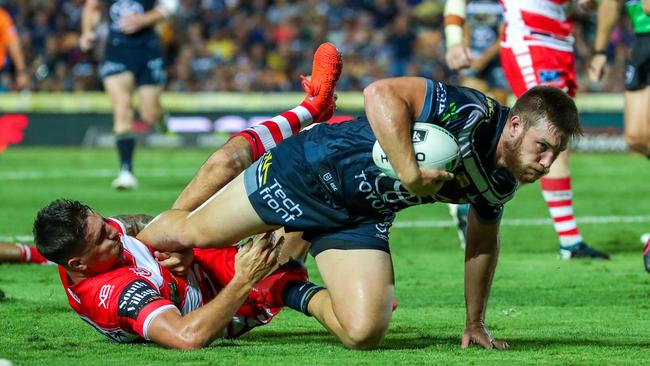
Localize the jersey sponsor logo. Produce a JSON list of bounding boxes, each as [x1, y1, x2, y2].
[[258, 178, 303, 223], [538, 69, 561, 83], [354, 170, 423, 215], [435, 82, 448, 116], [260, 152, 273, 185], [441, 102, 458, 123], [98, 284, 114, 309], [118, 279, 164, 321], [129, 267, 152, 278]]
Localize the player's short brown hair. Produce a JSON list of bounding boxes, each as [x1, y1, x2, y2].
[[508, 86, 582, 145], [33, 199, 91, 265]]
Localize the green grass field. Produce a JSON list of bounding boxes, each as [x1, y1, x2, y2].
[[0, 148, 649, 365]]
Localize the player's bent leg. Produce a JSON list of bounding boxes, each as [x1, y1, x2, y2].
[[624, 88, 650, 156], [138, 85, 164, 127], [173, 136, 253, 211], [312, 249, 395, 349], [139, 172, 277, 251]]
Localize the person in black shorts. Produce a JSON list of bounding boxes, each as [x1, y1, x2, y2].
[[589, 0, 650, 270], [139, 76, 582, 350], [80, 0, 178, 190]]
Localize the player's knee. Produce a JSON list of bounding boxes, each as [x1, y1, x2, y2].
[[625, 133, 650, 156], [341, 324, 387, 350]]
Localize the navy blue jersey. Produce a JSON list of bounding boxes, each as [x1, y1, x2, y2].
[[283, 79, 515, 223], [105, 0, 159, 47]]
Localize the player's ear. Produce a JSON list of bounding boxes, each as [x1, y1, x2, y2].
[[67, 257, 85, 272], [508, 115, 523, 138]]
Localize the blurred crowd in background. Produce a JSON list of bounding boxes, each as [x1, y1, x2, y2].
[[0, 0, 637, 93]]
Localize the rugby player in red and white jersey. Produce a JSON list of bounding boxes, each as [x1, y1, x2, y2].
[[32, 199, 315, 349], [444, 0, 610, 260]]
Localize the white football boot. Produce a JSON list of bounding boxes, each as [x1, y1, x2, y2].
[[112, 170, 138, 190]]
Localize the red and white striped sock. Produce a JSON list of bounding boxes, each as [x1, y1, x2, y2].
[[540, 177, 584, 248], [229, 103, 316, 161], [16, 243, 52, 264]]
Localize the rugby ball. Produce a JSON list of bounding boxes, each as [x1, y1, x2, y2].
[[372, 122, 460, 179]]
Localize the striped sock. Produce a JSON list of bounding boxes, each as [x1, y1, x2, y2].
[[16, 243, 52, 264], [541, 177, 583, 248], [228, 104, 315, 161]]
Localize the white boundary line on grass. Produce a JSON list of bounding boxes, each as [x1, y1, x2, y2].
[[0, 168, 197, 180], [3, 215, 648, 243]]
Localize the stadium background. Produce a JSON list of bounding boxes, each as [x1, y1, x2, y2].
[[1, 0, 650, 364], [0, 0, 635, 151]]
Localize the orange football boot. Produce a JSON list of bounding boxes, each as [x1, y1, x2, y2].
[[300, 42, 342, 123]]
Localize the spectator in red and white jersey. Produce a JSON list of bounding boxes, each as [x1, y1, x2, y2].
[[32, 199, 316, 349]]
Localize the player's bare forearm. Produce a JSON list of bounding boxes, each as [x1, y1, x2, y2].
[[111, 214, 154, 236], [81, 0, 101, 33], [463, 209, 500, 327], [173, 136, 253, 211], [594, 0, 622, 52], [147, 275, 253, 349], [364, 77, 427, 185], [644, 0, 650, 15]]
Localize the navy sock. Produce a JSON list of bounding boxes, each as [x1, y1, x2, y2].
[[116, 135, 135, 172], [281, 280, 324, 316]]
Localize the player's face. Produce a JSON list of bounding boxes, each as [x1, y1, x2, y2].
[[79, 212, 123, 274], [505, 120, 564, 184]]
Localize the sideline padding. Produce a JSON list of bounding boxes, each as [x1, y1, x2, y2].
[[0, 91, 623, 113]]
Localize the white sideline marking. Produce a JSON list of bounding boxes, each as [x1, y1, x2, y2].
[[0, 168, 196, 180], [393, 215, 650, 228], [4, 215, 649, 243]]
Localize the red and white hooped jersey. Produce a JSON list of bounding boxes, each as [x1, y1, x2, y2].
[[500, 0, 574, 51], [58, 218, 277, 343]]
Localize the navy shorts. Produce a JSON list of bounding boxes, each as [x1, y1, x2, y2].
[[100, 40, 165, 86], [625, 33, 650, 91], [243, 138, 394, 256]]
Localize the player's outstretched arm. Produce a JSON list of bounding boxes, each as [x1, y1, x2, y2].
[[364, 77, 454, 196], [147, 233, 280, 349], [461, 208, 508, 350]]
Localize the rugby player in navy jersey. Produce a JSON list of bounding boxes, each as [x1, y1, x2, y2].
[[80, 0, 178, 190], [139, 69, 582, 349]]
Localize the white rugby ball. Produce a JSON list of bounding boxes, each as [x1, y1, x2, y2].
[[372, 122, 460, 179]]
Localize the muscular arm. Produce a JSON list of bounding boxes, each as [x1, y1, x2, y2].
[[594, 0, 623, 53], [462, 208, 507, 349], [644, 0, 650, 15], [588, 0, 622, 82], [147, 233, 279, 349], [173, 136, 253, 211], [147, 274, 254, 349], [363, 77, 453, 196]]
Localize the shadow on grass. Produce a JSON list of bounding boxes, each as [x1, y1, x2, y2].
[[240, 329, 650, 350]]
